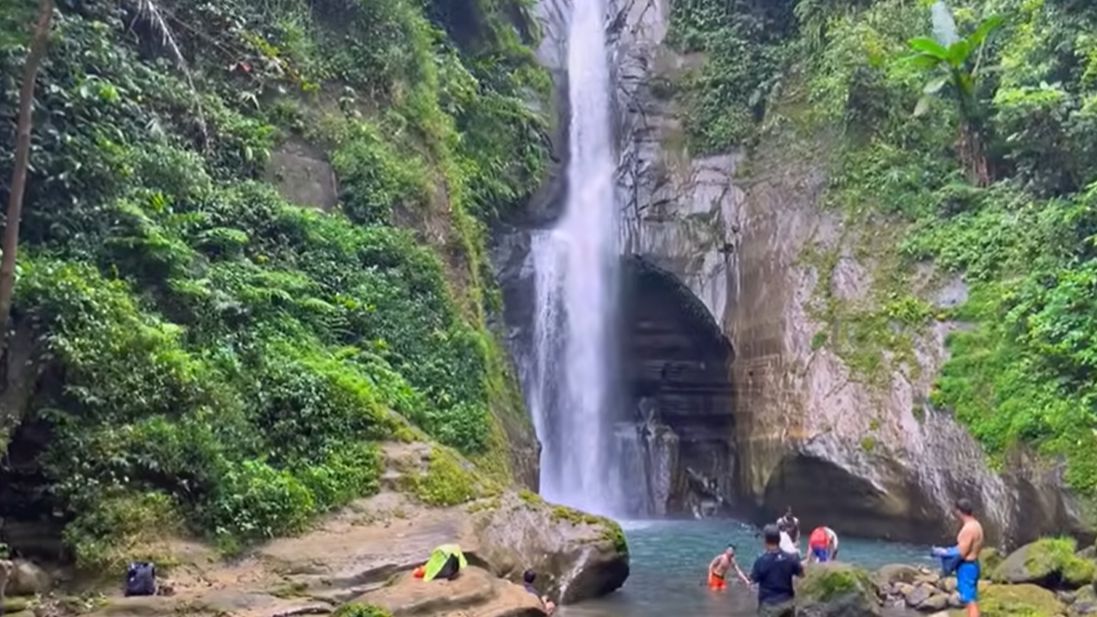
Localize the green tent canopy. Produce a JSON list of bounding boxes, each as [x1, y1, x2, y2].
[[423, 543, 467, 581]]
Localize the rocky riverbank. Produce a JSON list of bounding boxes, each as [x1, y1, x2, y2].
[[800, 537, 1097, 617], [0, 443, 628, 617]]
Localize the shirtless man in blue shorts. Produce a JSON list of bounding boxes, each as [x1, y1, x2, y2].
[[954, 498, 984, 617]]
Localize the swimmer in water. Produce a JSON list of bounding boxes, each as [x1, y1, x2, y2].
[[708, 544, 751, 590]]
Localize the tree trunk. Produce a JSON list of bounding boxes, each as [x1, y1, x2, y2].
[[0, 0, 54, 360], [958, 122, 991, 188]]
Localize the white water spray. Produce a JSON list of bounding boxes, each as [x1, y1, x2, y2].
[[529, 0, 622, 515]]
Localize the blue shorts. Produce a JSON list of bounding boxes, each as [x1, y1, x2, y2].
[[956, 561, 980, 604], [811, 547, 829, 562]]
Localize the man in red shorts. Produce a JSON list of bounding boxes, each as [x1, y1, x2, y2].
[[707, 544, 751, 590]]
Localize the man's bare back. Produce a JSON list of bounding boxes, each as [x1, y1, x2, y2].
[[710, 553, 730, 576], [957, 518, 984, 561]]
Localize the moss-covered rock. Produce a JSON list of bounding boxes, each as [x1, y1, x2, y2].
[[974, 583, 1066, 617], [472, 492, 628, 604], [796, 563, 881, 617], [994, 538, 1096, 589], [2, 597, 31, 614]]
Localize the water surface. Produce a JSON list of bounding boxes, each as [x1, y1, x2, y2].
[[563, 519, 934, 617]]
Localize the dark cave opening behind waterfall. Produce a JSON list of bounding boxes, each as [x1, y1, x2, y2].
[[614, 257, 738, 518]]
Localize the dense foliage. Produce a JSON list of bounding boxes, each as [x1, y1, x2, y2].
[[671, 0, 1097, 501], [0, 0, 548, 566]]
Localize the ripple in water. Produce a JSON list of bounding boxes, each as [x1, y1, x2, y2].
[[561, 520, 934, 617]]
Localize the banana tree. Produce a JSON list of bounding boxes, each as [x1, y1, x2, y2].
[[903, 1, 1003, 186]]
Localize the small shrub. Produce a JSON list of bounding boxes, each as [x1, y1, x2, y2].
[[860, 436, 877, 452], [408, 448, 483, 506], [63, 491, 184, 572], [206, 460, 316, 542]]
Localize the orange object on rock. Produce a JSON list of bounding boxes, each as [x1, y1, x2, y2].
[[413, 565, 426, 579]]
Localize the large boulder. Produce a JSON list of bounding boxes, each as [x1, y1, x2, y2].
[[470, 491, 629, 604], [994, 538, 1096, 588], [7, 559, 51, 596], [795, 563, 881, 617]]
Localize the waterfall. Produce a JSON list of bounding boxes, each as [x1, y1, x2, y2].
[[528, 0, 623, 515]]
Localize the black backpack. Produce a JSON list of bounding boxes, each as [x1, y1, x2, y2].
[[124, 561, 157, 596]]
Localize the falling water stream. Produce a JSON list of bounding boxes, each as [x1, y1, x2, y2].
[[529, 0, 624, 515]]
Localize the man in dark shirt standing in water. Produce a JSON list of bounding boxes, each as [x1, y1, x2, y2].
[[752, 524, 804, 616]]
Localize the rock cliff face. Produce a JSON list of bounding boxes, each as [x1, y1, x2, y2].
[[497, 0, 1092, 544]]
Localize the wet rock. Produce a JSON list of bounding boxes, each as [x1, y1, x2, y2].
[[471, 492, 628, 604], [7, 559, 51, 595], [994, 540, 1096, 588], [795, 563, 881, 617]]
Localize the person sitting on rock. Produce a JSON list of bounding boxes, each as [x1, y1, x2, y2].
[[752, 524, 804, 617], [807, 526, 839, 563], [708, 544, 751, 590], [522, 569, 556, 615]]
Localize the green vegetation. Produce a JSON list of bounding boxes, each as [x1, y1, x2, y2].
[[978, 584, 1065, 617], [860, 436, 878, 452], [669, 0, 1097, 500], [0, 0, 548, 563], [902, 3, 1003, 185], [548, 505, 628, 553], [406, 447, 491, 507], [666, 0, 795, 153]]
